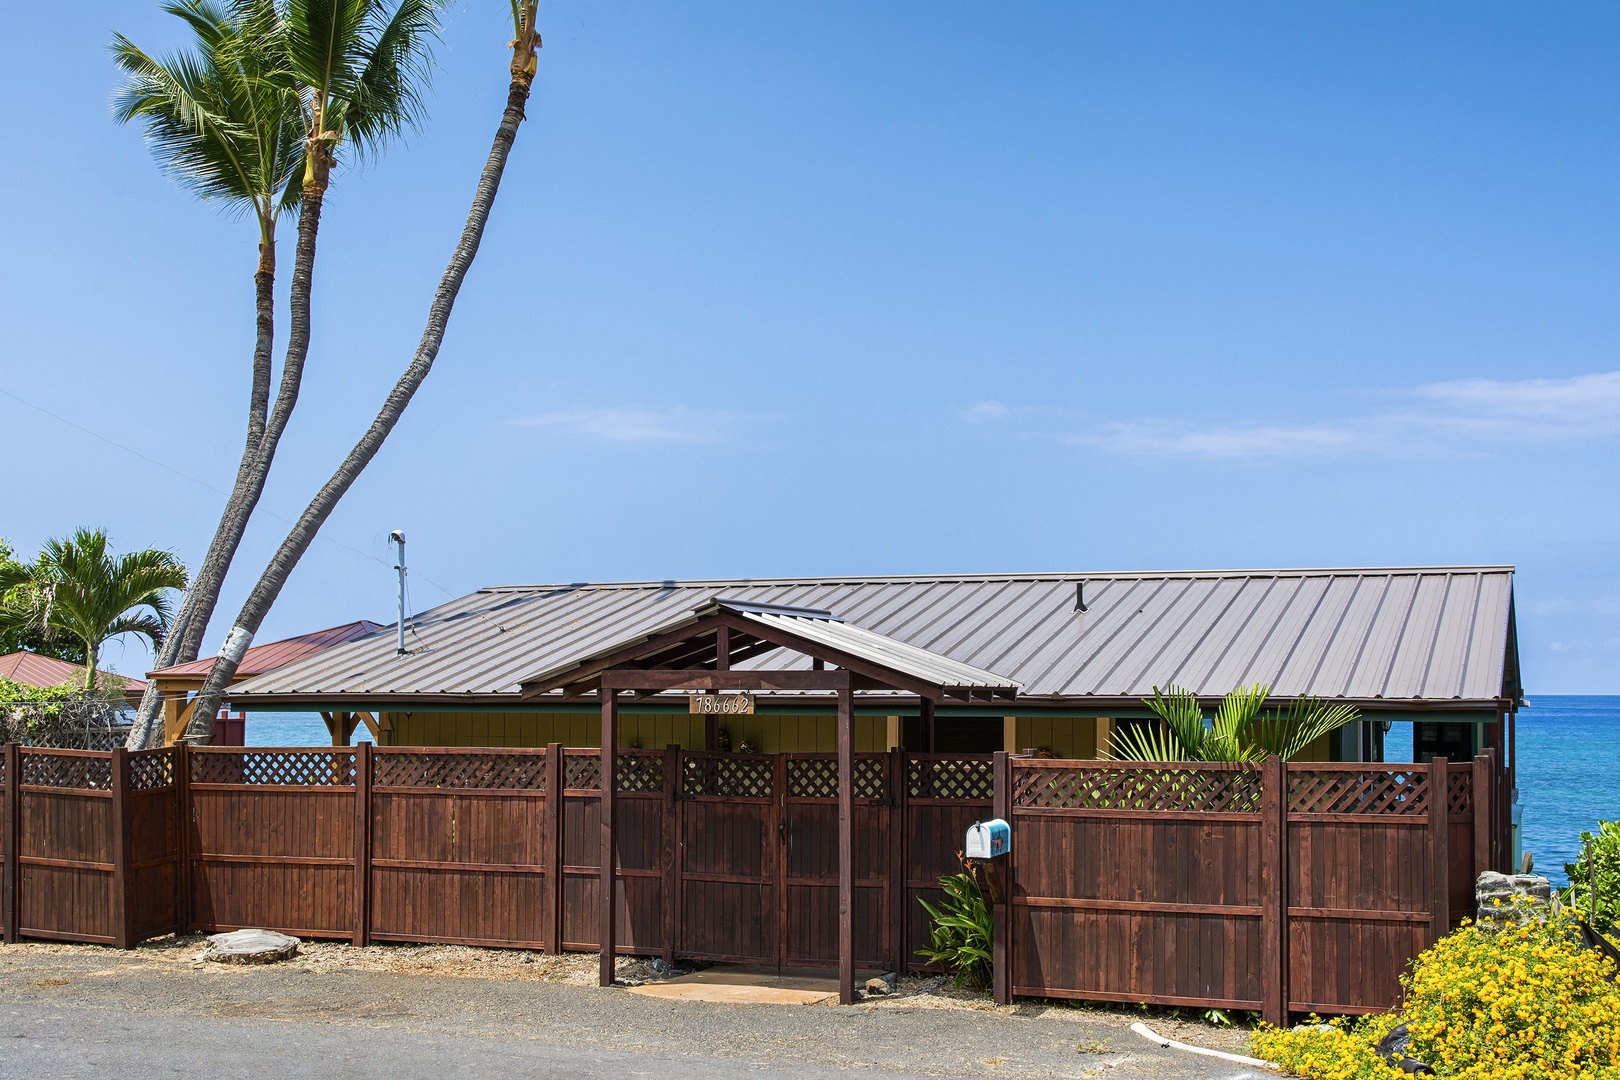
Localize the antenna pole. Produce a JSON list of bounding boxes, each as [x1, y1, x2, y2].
[[392, 531, 407, 656]]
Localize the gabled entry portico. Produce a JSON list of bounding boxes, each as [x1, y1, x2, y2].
[[518, 598, 1021, 1003]]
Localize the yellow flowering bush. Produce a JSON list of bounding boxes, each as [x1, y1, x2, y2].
[[1253, 914, 1620, 1079]]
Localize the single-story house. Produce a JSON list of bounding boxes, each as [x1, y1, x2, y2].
[[224, 566, 1522, 768], [0, 650, 148, 706], [148, 620, 383, 744]]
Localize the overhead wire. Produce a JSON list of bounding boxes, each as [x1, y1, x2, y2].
[[0, 383, 465, 603]]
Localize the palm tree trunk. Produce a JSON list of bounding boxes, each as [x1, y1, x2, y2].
[[182, 72, 536, 738], [129, 201, 327, 748]]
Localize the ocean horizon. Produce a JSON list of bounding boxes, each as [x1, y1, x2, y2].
[[246, 695, 1620, 888]]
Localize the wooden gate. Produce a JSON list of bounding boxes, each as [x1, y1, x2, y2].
[[675, 751, 778, 963], [780, 753, 892, 968]]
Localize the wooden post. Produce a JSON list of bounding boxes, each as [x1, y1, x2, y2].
[[1429, 757, 1450, 945], [837, 686, 855, 1005], [661, 744, 679, 964], [2, 743, 17, 944], [920, 698, 935, 753], [544, 743, 563, 953], [991, 750, 1011, 1005], [773, 750, 788, 970], [889, 746, 907, 977], [353, 741, 373, 946], [599, 691, 619, 986], [111, 747, 132, 949], [1260, 755, 1288, 1028], [1472, 753, 1490, 886], [175, 741, 191, 935]]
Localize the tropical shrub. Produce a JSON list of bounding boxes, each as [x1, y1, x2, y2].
[[1252, 912, 1620, 1079], [1109, 683, 1359, 762], [1563, 821, 1620, 936], [916, 862, 993, 989]]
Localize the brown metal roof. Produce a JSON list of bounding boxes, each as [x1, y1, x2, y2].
[[0, 651, 146, 694], [225, 568, 1517, 711], [150, 620, 385, 681]]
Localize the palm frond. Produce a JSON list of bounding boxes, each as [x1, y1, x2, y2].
[[1250, 696, 1360, 760], [112, 1, 305, 220], [341, 0, 445, 160], [1107, 720, 1189, 763]]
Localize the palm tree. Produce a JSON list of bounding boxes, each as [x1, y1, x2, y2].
[[116, 0, 443, 747], [1108, 684, 1360, 762], [182, 1, 543, 738], [27, 530, 188, 691], [113, 0, 305, 745]]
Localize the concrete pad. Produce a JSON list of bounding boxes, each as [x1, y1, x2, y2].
[[626, 966, 857, 1006]]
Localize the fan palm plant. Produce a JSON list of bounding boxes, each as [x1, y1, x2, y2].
[[1109, 684, 1360, 762], [25, 530, 188, 690], [182, 2, 542, 738]]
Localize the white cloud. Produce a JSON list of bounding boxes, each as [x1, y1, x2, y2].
[[510, 405, 730, 443], [1077, 422, 1359, 458], [987, 370, 1620, 460], [965, 399, 1011, 423]]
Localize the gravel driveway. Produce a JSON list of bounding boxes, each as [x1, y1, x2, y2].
[[0, 940, 1273, 1080]]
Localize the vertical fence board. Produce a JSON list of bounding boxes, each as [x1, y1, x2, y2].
[[2, 743, 16, 944]]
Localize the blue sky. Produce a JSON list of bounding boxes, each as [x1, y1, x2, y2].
[[1, 2, 1618, 692]]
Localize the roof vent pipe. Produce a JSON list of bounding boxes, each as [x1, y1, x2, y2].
[[391, 530, 407, 655], [1074, 581, 1088, 613]]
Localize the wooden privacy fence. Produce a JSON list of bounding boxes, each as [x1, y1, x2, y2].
[[0, 743, 991, 976], [1, 742, 1508, 1023], [997, 751, 1507, 1025]]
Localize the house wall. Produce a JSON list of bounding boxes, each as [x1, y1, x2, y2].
[[380, 710, 1113, 757], [380, 710, 889, 752]]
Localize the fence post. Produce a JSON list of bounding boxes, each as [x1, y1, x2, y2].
[[2, 743, 17, 944], [544, 743, 563, 953], [111, 747, 132, 950], [661, 744, 679, 963], [991, 750, 1011, 1005], [1472, 754, 1490, 887], [889, 746, 907, 977], [1261, 755, 1288, 1028], [175, 741, 191, 935], [1429, 757, 1450, 945], [353, 742, 372, 947]]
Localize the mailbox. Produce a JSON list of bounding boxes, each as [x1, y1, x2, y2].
[[965, 818, 1010, 859]]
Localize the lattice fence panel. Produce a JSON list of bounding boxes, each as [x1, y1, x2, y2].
[[190, 750, 357, 787], [616, 753, 664, 793], [375, 752, 547, 790], [564, 753, 601, 791], [1446, 770, 1473, 816], [854, 757, 886, 800], [1287, 769, 1428, 816], [20, 752, 113, 790], [1014, 765, 1263, 813], [787, 758, 837, 799], [129, 750, 176, 791], [682, 755, 773, 798], [907, 757, 993, 801]]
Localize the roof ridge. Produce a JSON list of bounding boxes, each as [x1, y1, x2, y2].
[[479, 566, 1517, 593]]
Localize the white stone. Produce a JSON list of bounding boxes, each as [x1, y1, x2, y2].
[[204, 928, 300, 964]]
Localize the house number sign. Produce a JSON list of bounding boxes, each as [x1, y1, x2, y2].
[[688, 692, 755, 715]]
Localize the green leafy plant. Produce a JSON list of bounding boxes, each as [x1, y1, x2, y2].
[[1109, 683, 1360, 763], [916, 860, 993, 989], [1562, 820, 1620, 935]]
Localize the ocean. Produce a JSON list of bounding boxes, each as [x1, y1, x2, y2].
[[245, 695, 1620, 887]]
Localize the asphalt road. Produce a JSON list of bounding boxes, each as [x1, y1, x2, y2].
[[0, 947, 1272, 1080]]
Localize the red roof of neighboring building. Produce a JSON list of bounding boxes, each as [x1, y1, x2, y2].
[[0, 651, 147, 693], [149, 621, 385, 682]]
